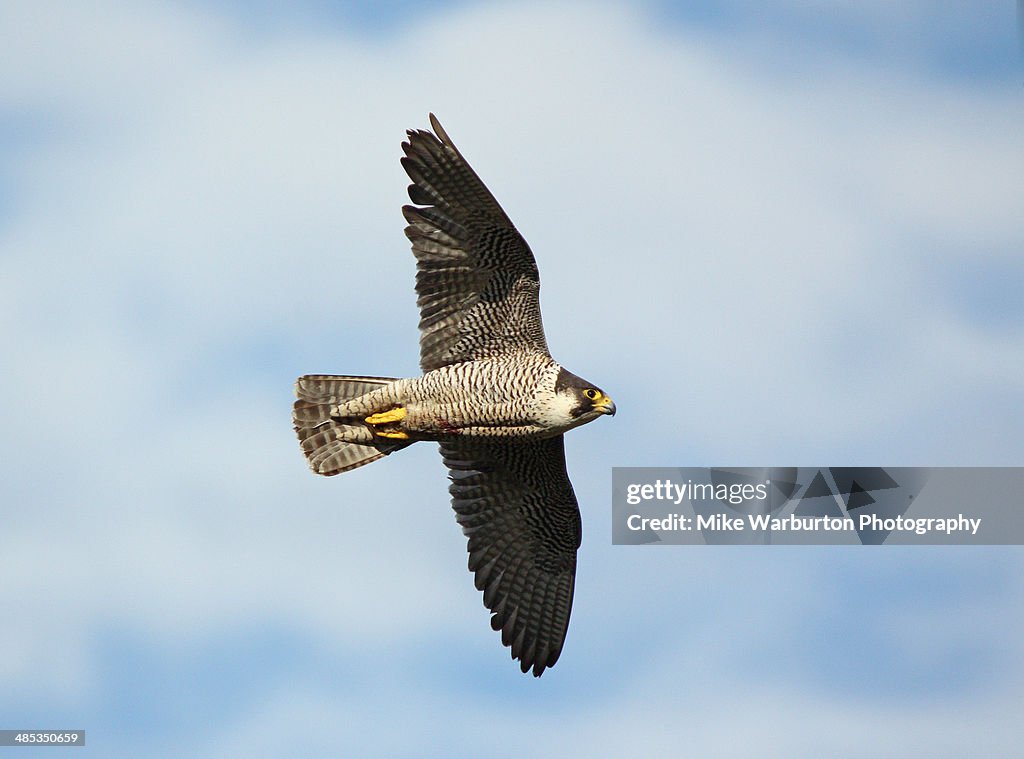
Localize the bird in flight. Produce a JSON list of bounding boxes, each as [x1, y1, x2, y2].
[[293, 115, 615, 676]]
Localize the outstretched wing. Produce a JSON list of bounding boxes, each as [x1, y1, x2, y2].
[[402, 114, 550, 373], [440, 436, 581, 677]]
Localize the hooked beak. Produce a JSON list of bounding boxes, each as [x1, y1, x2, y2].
[[596, 396, 616, 417]]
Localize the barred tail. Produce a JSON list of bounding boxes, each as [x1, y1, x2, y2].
[[293, 374, 411, 476]]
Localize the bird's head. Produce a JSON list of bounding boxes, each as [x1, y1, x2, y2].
[[550, 368, 616, 428]]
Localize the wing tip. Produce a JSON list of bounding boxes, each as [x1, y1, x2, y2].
[[428, 112, 452, 146], [516, 644, 561, 677], [403, 112, 450, 153]]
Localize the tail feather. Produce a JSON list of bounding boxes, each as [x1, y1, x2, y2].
[[293, 374, 411, 476]]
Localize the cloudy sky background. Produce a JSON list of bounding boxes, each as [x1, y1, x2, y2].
[[2, 1, 1023, 756]]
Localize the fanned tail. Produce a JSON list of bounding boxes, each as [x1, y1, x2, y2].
[[293, 375, 411, 475]]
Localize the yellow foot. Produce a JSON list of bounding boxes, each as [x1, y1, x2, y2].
[[365, 406, 409, 440], [365, 407, 407, 425]]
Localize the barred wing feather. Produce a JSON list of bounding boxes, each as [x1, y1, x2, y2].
[[440, 436, 581, 676]]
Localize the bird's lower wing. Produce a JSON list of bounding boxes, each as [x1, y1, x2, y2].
[[439, 436, 581, 676]]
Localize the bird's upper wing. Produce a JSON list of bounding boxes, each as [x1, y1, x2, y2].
[[440, 436, 581, 677], [402, 114, 550, 373]]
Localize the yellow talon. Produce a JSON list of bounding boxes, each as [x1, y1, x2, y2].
[[365, 406, 409, 439], [365, 407, 407, 425]]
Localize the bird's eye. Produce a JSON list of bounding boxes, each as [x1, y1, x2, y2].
[[584, 388, 599, 400]]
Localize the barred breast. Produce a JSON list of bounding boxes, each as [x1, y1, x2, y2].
[[402, 353, 560, 438]]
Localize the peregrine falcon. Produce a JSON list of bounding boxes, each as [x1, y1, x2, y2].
[[293, 115, 615, 676]]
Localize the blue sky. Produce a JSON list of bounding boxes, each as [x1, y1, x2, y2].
[[2, 1, 1023, 756]]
